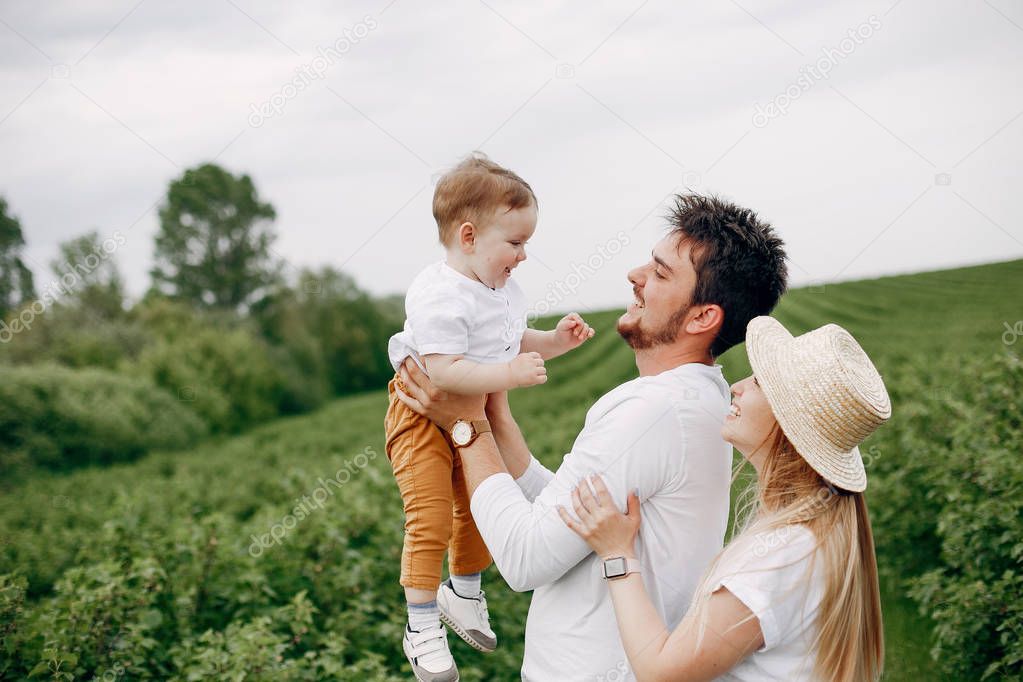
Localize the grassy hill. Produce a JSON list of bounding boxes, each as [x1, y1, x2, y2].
[[2, 259, 1021, 680]]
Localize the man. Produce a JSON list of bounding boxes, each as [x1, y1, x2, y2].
[[396, 193, 788, 681]]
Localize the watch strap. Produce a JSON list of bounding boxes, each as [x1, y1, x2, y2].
[[602, 556, 642, 580], [452, 419, 491, 449]]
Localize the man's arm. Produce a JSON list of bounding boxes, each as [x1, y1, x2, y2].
[[458, 432, 507, 488], [485, 392, 556, 501], [396, 358, 680, 593], [483, 391, 533, 479], [465, 395, 678, 592]]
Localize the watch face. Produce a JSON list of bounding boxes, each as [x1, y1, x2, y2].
[[603, 557, 627, 579], [451, 421, 473, 446]]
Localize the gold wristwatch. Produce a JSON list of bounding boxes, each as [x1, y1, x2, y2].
[[450, 419, 491, 449]]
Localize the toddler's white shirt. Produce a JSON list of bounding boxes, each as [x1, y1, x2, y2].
[[388, 260, 528, 371]]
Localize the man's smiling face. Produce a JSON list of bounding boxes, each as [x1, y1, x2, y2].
[[617, 233, 700, 350]]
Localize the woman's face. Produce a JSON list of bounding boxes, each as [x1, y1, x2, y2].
[[722, 374, 779, 472]]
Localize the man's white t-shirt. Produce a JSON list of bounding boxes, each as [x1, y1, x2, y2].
[[388, 260, 528, 370], [469, 362, 734, 682], [713, 524, 824, 681]]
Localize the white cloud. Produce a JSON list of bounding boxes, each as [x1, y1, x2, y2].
[[1, 0, 1021, 314]]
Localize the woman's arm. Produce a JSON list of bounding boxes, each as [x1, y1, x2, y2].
[[559, 476, 763, 682], [606, 578, 763, 681]]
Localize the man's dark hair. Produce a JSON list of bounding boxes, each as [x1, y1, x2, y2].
[[667, 193, 788, 358]]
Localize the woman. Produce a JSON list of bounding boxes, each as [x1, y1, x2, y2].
[[559, 317, 891, 681]]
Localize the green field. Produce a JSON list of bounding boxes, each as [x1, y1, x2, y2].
[[2, 258, 1021, 680]]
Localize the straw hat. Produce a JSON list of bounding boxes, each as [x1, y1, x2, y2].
[[745, 317, 891, 492]]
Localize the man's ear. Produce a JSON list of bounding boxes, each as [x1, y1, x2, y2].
[[686, 304, 724, 337], [458, 222, 476, 254]]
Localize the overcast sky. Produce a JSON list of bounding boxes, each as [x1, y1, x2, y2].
[[2, 0, 1021, 313]]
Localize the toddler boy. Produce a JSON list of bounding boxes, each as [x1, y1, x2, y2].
[[385, 153, 595, 681]]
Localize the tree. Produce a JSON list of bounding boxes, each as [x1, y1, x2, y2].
[[49, 230, 126, 319], [0, 196, 36, 320], [150, 164, 281, 312], [291, 267, 398, 393], [250, 266, 403, 395]]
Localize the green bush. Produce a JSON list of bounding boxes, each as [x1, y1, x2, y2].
[[248, 292, 332, 415], [2, 262, 1022, 679], [0, 307, 150, 371], [136, 328, 288, 434], [251, 268, 402, 397], [862, 348, 1023, 680], [1, 273, 397, 438], [0, 364, 206, 472], [0, 574, 27, 678], [906, 351, 1023, 679], [864, 352, 952, 581], [0, 391, 417, 680]]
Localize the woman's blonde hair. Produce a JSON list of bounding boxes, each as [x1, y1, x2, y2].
[[689, 426, 884, 681]]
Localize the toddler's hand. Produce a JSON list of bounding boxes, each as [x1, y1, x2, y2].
[[555, 312, 596, 351], [510, 352, 547, 387]]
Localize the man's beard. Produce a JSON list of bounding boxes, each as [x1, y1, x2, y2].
[[617, 304, 691, 350]]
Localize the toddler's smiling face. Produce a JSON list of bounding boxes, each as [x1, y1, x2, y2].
[[466, 203, 537, 289]]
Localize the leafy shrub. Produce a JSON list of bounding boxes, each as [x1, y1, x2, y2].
[[268, 342, 331, 416], [0, 575, 27, 679], [136, 328, 287, 434], [0, 364, 206, 472], [20, 558, 171, 679], [0, 307, 150, 371], [865, 352, 953, 581], [251, 268, 402, 397], [906, 351, 1023, 679], [2, 262, 1022, 679], [249, 293, 332, 415]]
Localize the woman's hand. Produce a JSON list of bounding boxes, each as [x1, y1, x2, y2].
[[558, 475, 642, 558], [395, 356, 486, 429]]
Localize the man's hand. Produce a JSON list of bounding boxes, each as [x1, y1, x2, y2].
[[554, 312, 595, 353], [510, 351, 547, 387], [396, 356, 486, 429]]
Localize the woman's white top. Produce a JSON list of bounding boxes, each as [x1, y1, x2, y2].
[[712, 524, 825, 681]]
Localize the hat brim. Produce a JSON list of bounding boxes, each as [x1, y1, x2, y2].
[[745, 317, 868, 493]]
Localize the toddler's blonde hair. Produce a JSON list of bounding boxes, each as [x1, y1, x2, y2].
[[432, 152, 536, 246]]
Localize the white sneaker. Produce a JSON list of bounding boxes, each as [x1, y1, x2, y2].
[[403, 624, 459, 682], [437, 579, 497, 653]]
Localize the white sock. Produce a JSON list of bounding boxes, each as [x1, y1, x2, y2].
[[407, 600, 440, 632], [450, 572, 481, 598]]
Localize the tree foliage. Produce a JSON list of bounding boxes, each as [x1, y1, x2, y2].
[[252, 266, 401, 396], [151, 164, 281, 312], [0, 196, 36, 321], [49, 230, 127, 320]]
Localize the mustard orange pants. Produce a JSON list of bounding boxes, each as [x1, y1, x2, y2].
[[385, 376, 492, 590]]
